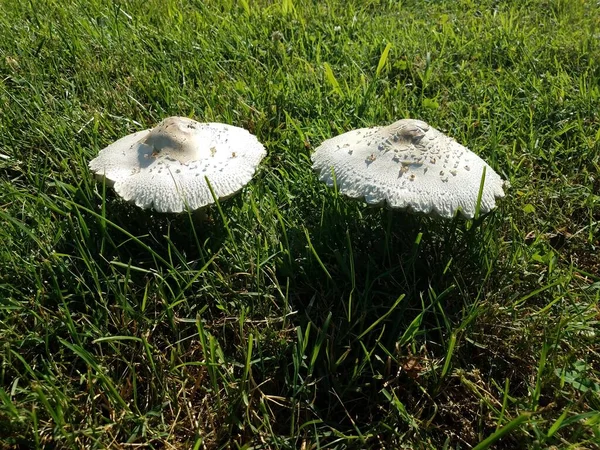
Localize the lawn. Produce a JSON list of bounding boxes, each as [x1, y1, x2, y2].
[[1, 0, 599, 448]]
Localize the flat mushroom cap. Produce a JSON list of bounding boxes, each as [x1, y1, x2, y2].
[[89, 116, 266, 213], [311, 119, 506, 219]]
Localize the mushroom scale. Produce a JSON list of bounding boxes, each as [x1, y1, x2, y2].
[[89, 117, 266, 213], [311, 119, 506, 219]]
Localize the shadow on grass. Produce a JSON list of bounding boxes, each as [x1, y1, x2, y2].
[[242, 184, 508, 444], [8, 163, 510, 447]]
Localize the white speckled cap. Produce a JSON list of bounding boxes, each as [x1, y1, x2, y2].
[[311, 119, 506, 219], [89, 116, 266, 213]]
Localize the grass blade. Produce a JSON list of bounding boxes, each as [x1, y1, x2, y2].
[[375, 42, 392, 77], [472, 413, 532, 450], [324, 62, 343, 96], [357, 294, 405, 340]]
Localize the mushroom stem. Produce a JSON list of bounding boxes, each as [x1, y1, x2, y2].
[[193, 208, 208, 222], [384, 207, 393, 264]]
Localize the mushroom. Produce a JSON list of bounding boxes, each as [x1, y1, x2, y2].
[[311, 119, 506, 219], [89, 116, 266, 213]]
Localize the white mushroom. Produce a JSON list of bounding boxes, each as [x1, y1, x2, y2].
[[311, 119, 506, 219], [89, 116, 266, 213]]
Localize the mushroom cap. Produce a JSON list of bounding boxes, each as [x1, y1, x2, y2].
[[311, 119, 506, 219], [89, 116, 266, 213]]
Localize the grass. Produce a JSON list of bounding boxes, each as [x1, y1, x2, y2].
[[1, 0, 599, 448]]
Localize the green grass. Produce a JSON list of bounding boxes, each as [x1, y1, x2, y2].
[[1, 0, 599, 448]]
